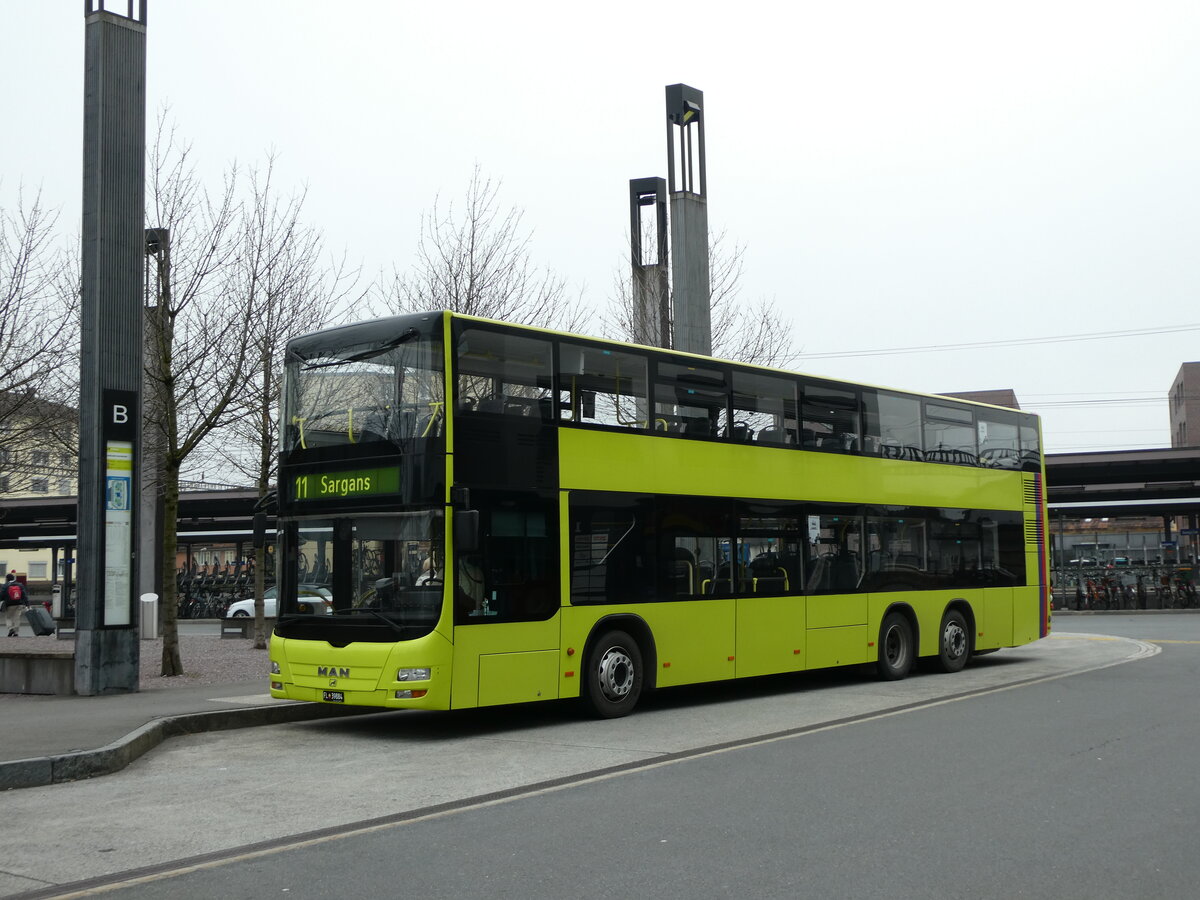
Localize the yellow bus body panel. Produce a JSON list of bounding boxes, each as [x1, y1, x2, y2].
[[559, 429, 1021, 509], [806, 625, 871, 670], [982, 588, 1014, 649], [735, 594, 806, 677], [477, 650, 560, 707], [1013, 582, 1041, 646], [807, 593, 868, 629], [451, 617, 560, 709]]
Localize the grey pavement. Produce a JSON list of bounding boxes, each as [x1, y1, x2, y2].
[[0, 608, 1160, 793], [0, 676, 373, 791], [0, 622, 370, 792]]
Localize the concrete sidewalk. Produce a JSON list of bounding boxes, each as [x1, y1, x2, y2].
[[0, 629, 372, 791], [0, 679, 375, 791]]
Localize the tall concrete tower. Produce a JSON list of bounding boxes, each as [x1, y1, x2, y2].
[[665, 84, 711, 356], [629, 177, 670, 348], [76, 0, 147, 694]]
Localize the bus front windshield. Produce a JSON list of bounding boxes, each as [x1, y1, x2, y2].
[[284, 512, 444, 628], [284, 322, 444, 454]]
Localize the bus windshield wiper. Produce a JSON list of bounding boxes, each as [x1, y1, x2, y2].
[[330, 607, 406, 635], [302, 329, 419, 370]]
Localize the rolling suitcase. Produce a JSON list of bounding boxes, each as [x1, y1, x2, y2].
[[23, 605, 55, 636]]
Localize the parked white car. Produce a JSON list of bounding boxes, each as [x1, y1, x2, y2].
[[225, 585, 332, 618]]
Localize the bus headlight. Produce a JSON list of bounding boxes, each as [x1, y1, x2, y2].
[[270, 661, 281, 675], [397, 667, 431, 682], [395, 689, 428, 699]]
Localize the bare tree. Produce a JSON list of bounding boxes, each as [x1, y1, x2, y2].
[[0, 189, 80, 470], [608, 229, 794, 366], [377, 165, 586, 331], [144, 119, 259, 676], [215, 159, 362, 648]]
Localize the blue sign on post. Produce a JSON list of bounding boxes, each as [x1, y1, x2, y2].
[[106, 475, 131, 511]]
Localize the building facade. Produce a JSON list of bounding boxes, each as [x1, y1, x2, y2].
[[0, 395, 78, 584], [1169, 362, 1200, 448]]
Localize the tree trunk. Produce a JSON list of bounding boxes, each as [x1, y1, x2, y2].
[[252, 356, 272, 650], [159, 459, 184, 676]]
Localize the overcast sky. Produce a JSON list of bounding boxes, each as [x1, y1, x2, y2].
[[4, 0, 1199, 454]]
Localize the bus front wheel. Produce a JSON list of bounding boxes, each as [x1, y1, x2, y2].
[[876, 612, 914, 680], [934, 608, 971, 673], [585, 630, 643, 718]]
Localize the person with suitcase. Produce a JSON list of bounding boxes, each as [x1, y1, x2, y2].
[[3, 572, 28, 637]]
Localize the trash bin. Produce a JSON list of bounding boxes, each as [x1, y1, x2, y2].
[[140, 593, 159, 640]]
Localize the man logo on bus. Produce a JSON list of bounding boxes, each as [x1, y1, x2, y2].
[[317, 666, 350, 678]]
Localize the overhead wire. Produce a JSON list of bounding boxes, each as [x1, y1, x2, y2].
[[790, 322, 1200, 361]]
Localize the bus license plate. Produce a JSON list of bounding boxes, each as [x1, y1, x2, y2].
[[323, 690, 344, 703]]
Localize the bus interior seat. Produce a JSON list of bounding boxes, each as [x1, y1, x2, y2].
[[478, 398, 506, 415], [757, 427, 792, 445], [830, 554, 860, 591], [683, 417, 713, 436], [752, 575, 787, 594], [672, 547, 696, 595]]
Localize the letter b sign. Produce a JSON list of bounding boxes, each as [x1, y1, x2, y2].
[[103, 389, 138, 442]]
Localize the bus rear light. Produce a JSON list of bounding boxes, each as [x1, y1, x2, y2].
[[396, 689, 428, 699], [397, 668, 431, 682]]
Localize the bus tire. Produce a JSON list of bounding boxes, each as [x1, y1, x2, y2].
[[934, 608, 970, 673], [585, 630, 643, 718], [876, 612, 914, 681]]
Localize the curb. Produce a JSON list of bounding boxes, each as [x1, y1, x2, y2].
[[0, 701, 380, 792], [1052, 607, 1200, 615]]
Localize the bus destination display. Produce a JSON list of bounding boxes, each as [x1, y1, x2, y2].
[[291, 466, 402, 502]]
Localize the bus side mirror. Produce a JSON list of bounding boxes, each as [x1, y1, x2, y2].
[[252, 512, 267, 549], [455, 510, 480, 554]]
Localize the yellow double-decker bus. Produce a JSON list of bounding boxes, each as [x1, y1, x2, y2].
[[268, 311, 1049, 717]]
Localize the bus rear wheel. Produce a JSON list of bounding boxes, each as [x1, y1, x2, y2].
[[585, 630, 643, 718], [876, 612, 914, 680], [934, 608, 971, 673]]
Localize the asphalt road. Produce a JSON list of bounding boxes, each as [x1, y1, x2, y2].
[[5, 617, 1196, 899]]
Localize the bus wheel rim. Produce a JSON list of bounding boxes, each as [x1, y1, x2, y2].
[[884, 625, 905, 665], [597, 646, 634, 701], [943, 620, 967, 659]]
